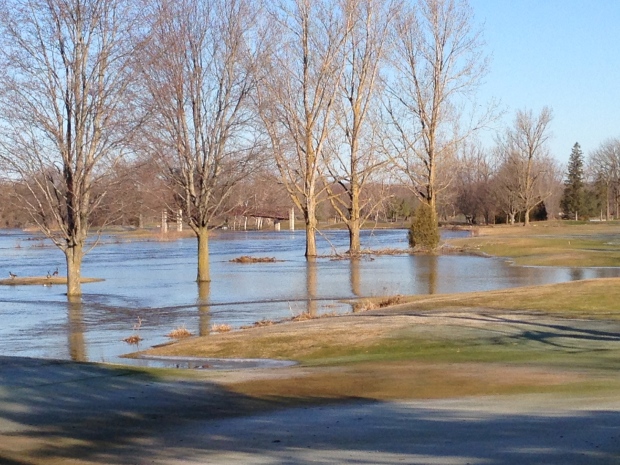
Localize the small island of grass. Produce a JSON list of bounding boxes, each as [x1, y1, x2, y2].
[[0, 276, 104, 286]]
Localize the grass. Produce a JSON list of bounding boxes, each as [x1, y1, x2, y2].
[[146, 313, 620, 401], [449, 221, 620, 267], [394, 278, 620, 317], [135, 221, 620, 403]]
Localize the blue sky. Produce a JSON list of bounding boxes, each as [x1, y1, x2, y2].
[[469, 0, 620, 164]]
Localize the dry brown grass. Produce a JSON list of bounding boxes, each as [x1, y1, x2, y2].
[[289, 311, 338, 322], [123, 335, 142, 345], [352, 295, 405, 312], [167, 326, 193, 339], [211, 323, 232, 333], [230, 256, 277, 263], [240, 319, 276, 329]]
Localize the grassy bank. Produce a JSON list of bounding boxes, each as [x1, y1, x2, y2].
[[448, 220, 620, 267], [133, 221, 620, 402], [137, 277, 620, 402]]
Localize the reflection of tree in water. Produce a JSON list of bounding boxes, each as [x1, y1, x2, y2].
[[350, 258, 361, 297], [67, 296, 85, 362], [197, 282, 211, 336], [569, 268, 585, 282], [419, 255, 438, 295], [306, 259, 317, 317]]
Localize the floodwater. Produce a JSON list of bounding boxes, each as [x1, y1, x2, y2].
[[1, 228, 619, 366]]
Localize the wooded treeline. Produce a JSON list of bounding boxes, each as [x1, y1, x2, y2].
[[0, 0, 618, 295]]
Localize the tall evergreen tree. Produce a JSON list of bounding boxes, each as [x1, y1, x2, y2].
[[561, 143, 585, 219]]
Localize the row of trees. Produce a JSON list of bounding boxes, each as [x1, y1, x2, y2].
[[0, 0, 491, 295], [0, 0, 617, 297]]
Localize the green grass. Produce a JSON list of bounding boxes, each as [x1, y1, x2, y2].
[[449, 221, 620, 267], [397, 278, 620, 317]]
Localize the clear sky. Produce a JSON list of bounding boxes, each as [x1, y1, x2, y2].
[[469, 0, 620, 165]]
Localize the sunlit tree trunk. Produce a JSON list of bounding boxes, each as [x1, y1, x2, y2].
[[197, 227, 211, 283], [65, 244, 84, 297]]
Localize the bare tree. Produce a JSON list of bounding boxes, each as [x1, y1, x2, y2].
[[455, 141, 496, 224], [497, 107, 554, 225], [140, 0, 264, 282], [387, 0, 489, 229], [257, 0, 353, 258], [589, 138, 620, 220], [0, 0, 141, 295], [324, 0, 395, 254]]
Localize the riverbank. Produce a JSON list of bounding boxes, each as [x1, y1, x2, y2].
[[447, 220, 620, 266]]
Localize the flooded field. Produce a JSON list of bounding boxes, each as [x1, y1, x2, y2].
[[1, 228, 619, 366]]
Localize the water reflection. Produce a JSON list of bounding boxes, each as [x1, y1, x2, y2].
[[350, 258, 361, 297], [67, 296, 86, 362], [570, 268, 585, 281], [197, 282, 211, 336], [306, 259, 317, 317], [420, 255, 438, 295]]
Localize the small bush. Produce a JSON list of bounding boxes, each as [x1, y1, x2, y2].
[[167, 326, 193, 339], [211, 323, 232, 333], [408, 203, 440, 251]]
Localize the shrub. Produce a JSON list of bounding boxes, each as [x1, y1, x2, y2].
[[408, 203, 440, 250], [167, 326, 193, 339]]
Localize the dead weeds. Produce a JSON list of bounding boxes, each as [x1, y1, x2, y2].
[[167, 326, 193, 339], [230, 256, 277, 264], [353, 295, 405, 312]]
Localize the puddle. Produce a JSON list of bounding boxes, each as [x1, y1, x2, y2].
[[121, 355, 297, 370]]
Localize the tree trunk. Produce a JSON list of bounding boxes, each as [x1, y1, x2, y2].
[[197, 227, 211, 282], [524, 208, 531, 226], [348, 181, 361, 254], [305, 196, 317, 258], [348, 221, 360, 255], [65, 243, 83, 297]]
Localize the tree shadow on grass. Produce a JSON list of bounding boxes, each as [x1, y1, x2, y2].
[[0, 356, 306, 464], [443, 311, 620, 352], [1, 355, 620, 464]]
